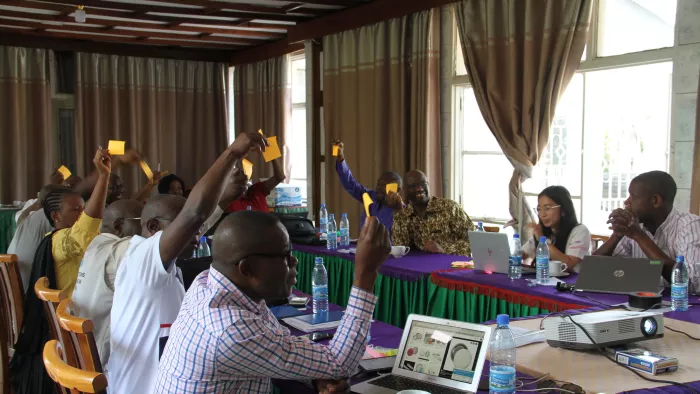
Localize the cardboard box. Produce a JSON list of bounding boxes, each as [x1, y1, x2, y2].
[[269, 185, 303, 207], [609, 346, 678, 375]]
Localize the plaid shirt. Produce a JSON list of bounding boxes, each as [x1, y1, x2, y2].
[[155, 267, 376, 393]]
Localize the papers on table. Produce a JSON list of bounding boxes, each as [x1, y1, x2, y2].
[[510, 326, 546, 347], [525, 277, 564, 287]]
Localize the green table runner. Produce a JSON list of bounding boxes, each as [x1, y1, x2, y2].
[[0, 209, 18, 254]]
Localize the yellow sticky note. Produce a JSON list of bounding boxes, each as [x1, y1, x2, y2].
[[242, 159, 253, 179], [262, 136, 282, 162], [332, 144, 339, 157], [258, 129, 263, 135], [160, 170, 169, 176], [107, 140, 125, 155], [386, 183, 398, 194], [139, 160, 153, 180], [362, 193, 373, 217], [57, 165, 71, 179]]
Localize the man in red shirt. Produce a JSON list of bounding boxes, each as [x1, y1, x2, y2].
[[226, 157, 285, 212]]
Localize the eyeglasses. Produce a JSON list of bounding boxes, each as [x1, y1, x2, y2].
[[534, 205, 561, 215]]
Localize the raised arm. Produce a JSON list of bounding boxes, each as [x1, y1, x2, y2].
[[333, 140, 370, 202], [75, 149, 140, 199], [159, 132, 267, 265], [83, 148, 112, 219], [132, 171, 162, 203], [262, 158, 286, 195]]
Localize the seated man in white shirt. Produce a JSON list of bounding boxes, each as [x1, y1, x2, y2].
[[594, 171, 700, 292], [71, 199, 144, 371], [107, 131, 267, 394]]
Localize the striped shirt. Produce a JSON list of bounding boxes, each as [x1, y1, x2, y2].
[[155, 267, 376, 394], [613, 208, 700, 292]]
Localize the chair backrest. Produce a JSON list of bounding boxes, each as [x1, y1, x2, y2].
[[43, 340, 107, 394], [34, 277, 78, 370], [591, 234, 610, 251], [0, 254, 23, 346], [484, 226, 500, 233], [56, 299, 103, 373]]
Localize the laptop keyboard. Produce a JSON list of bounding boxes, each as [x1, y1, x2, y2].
[[370, 374, 465, 394]]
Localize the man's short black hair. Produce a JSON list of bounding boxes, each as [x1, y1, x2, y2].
[[632, 171, 677, 206]]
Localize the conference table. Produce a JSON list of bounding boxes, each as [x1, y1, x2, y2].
[[0, 207, 19, 254]]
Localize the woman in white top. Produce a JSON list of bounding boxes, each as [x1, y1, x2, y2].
[[523, 186, 591, 273]]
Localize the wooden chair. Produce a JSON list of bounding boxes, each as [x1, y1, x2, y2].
[[43, 340, 107, 394], [0, 254, 23, 394], [34, 277, 79, 375], [591, 234, 610, 251], [484, 226, 500, 233], [56, 299, 103, 373]]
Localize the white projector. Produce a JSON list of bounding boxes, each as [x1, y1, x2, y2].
[[544, 310, 664, 350]]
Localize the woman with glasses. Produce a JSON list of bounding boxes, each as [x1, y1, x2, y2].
[[523, 185, 591, 273]]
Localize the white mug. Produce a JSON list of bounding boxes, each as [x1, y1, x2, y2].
[[390, 245, 410, 258], [549, 260, 568, 275]]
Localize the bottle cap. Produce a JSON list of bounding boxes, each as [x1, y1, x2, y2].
[[329, 213, 335, 218], [478, 221, 483, 226], [200, 236, 206, 242], [513, 234, 519, 239], [496, 314, 510, 325], [321, 203, 326, 208], [342, 213, 347, 218], [539, 236, 547, 242], [315, 257, 323, 264], [676, 255, 685, 263]]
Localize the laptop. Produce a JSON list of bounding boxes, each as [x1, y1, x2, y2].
[[575, 256, 664, 294], [353, 314, 492, 394], [469, 231, 536, 275]]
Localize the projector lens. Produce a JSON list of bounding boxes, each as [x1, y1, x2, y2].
[[641, 317, 657, 336]]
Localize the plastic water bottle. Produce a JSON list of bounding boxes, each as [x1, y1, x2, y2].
[[509, 234, 522, 280], [319, 204, 329, 241], [476, 222, 485, 232], [327, 214, 338, 250], [196, 236, 211, 258], [339, 213, 350, 247], [536, 236, 549, 285], [672, 255, 689, 312], [489, 314, 516, 394], [312, 257, 329, 314], [246, 205, 252, 211]]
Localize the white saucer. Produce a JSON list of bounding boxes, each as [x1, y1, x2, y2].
[[549, 272, 570, 278]]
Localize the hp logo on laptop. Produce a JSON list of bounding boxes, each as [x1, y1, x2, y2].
[[614, 270, 625, 278]]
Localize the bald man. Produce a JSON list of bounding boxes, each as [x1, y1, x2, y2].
[[392, 170, 475, 256], [333, 140, 403, 234], [71, 199, 144, 371], [156, 212, 390, 394], [108, 131, 267, 394]]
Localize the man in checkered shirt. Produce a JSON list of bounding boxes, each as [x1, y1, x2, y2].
[[156, 212, 391, 393]]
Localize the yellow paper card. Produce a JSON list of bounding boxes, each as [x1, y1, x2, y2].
[[107, 140, 125, 155], [262, 136, 282, 162], [386, 183, 398, 194], [242, 159, 253, 179], [160, 170, 169, 176], [332, 144, 339, 157], [258, 129, 263, 135], [139, 160, 154, 180], [362, 193, 373, 217], [57, 165, 71, 179]]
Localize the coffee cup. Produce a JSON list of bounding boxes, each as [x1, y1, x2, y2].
[[549, 260, 568, 275], [390, 245, 410, 258]]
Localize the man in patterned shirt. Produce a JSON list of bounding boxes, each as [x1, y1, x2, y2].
[[391, 170, 475, 256], [594, 171, 700, 293], [155, 212, 391, 394]]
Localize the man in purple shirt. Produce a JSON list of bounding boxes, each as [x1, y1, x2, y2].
[[334, 140, 403, 234]]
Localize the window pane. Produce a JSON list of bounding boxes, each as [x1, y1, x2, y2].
[[582, 62, 672, 234], [291, 57, 306, 104], [290, 107, 307, 182], [462, 88, 500, 152], [455, 32, 467, 76], [597, 0, 676, 57], [462, 153, 512, 220]]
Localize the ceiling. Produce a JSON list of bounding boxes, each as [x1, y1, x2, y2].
[[0, 0, 372, 52]]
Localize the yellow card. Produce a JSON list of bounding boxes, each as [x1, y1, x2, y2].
[[139, 160, 153, 180], [160, 170, 169, 176], [242, 159, 253, 179], [386, 183, 398, 194], [332, 144, 339, 157], [362, 193, 373, 217], [57, 165, 71, 179], [107, 140, 125, 155], [258, 129, 263, 135], [262, 136, 282, 162]]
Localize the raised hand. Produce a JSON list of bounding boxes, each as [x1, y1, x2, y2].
[[230, 131, 268, 157], [119, 148, 141, 165], [94, 148, 112, 176], [386, 191, 404, 210], [332, 139, 344, 161]]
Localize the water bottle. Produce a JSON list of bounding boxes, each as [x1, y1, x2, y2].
[[509, 234, 522, 280], [196, 236, 211, 258], [246, 205, 252, 211], [489, 314, 516, 394], [671, 256, 689, 312], [536, 236, 549, 285], [327, 214, 338, 250], [319, 204, 329, 241], [312, 257, 329, 314], [339, 213, 350, 247], [476, 222, 485, 232]]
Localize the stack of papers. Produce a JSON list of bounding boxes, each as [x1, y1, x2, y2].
[[282, 311, 345, 332]]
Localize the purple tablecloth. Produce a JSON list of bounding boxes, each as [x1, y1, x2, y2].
[[293, 244, 465, 282]]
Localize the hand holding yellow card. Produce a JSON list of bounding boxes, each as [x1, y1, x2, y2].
[[362, 193, 373, 217], [261, 136, 282, 162], [332, 144, 339, 157], [107, 140, 126, 155], [386, 183, 398, 194], [57, 165, 71, 179], [139, 160, 154, 180], [241, 159, 253, 179]]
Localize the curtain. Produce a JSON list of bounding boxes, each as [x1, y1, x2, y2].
[[323, 9, 441, 236], [75, 53, 228, 194], [691, 69, 700, 215], [0, 46, 53, 203], [455, 0, 592, 230], [233, 56, 291, 182]]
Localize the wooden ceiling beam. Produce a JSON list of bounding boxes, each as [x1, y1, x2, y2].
[[269, 0, 359, 5], [229, 37, 303, 65]]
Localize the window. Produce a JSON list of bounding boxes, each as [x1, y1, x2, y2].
[[451, 0, 675, 234], [289, 54, 308, 200]]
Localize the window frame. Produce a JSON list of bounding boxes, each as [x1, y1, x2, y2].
[[289, 52, 308, 199]]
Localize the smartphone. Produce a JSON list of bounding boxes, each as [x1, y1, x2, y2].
[[308, 332, 334, 342], [289, 296, 310, 307]]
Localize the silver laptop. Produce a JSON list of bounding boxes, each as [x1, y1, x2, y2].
[[469, 231, 535, 275], [353, 314, 492, 394], [575, 256, 664, 294]]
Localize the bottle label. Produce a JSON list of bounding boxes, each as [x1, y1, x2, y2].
[[509, 256, 522, 267], [489, 367, 516, 392], [313, 285, 328, 300], [536, 257, 548, 269], [671, 283, 688, 300]]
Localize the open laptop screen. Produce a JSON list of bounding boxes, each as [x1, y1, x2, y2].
[[397, 320, 486, 384]]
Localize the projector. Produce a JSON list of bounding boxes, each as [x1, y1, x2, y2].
[[544, 310, 664, 350]]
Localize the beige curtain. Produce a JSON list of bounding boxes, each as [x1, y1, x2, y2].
[[0, 46, 53, 202], [324, 9, 441, 236], [233, 56, 291, 182], [75, 53, 229, 194], [691, 68, 700, 215], [455, 0, 592, 229]]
